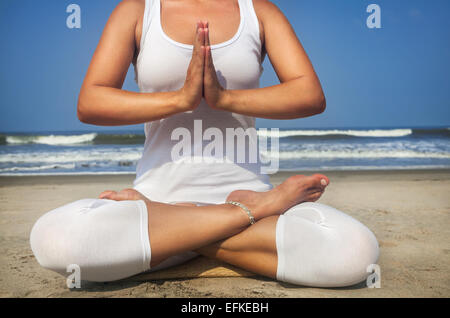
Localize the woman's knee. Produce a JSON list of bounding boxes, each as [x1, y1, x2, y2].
[[276, 202, 379, 287], [30, 199, 98, 275], [332, 222, 380, 286], [30, 198, 151, 282]]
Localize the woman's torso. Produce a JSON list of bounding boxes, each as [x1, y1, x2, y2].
[[133, 0, 273, 205]]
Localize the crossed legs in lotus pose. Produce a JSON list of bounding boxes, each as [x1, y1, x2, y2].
[[29, 173, 379, 287]]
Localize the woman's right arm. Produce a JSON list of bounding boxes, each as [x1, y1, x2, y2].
[[77, 0, 198, 126]]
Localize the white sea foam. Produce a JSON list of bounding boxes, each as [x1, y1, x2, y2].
[[279, 165, 450, 171], [260, 149, 450, 159], [1, 128, 448, 175], [0, 163, 76, 172], [0, 148, 143, 164], [6, 133, 97, 145], [257, 129, 413, 138], [1, 166, 449, 176], [0, 171, 136, 176]]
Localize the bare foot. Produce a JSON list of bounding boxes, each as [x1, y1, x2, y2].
[[99, 173, 330, 220], [99, 189, 202, 209], [226, 174, 330, 220]]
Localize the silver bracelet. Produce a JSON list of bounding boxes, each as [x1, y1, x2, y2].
[[225, 201, 256, 225]]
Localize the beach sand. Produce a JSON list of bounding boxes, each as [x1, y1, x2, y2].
[[0, 170, 449, 298]]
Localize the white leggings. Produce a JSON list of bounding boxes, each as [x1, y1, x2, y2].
[[30, 199, 379, 287]]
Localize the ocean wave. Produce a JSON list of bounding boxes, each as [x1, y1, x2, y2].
[[2, 133, 146, 146], [5, 133, 98, 145], [1, 165, 449, 176], [411, 128, 450, 136], [92, 134, 145, 145], [0, 163, 76, 172], [257, 129, 413, 138], [279, 165, 450, 171], [0, 171, 136, 176], [260, 149, 450, 159], [1, 128, 448, 146], [0, 149, 143, 164]]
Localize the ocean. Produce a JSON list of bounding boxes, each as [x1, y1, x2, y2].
[[1, 127, 449, 176]]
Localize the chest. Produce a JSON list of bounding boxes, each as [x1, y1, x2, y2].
[[136, 41, 262, 92], [161, 0, 242, 47]]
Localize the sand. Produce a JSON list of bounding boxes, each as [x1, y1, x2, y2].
[[0, 170, 449, 298]]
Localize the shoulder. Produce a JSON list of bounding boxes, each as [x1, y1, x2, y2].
[[111, 0, 145, 23], [251, 0, 288, 42], [117, 0, 145, 11], [110, 0, 146, 51], [252, 0, 285, 22]]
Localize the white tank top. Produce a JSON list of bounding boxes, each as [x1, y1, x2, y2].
[[133, 0, 273, 204]]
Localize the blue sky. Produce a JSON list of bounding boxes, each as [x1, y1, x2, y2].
[[0, 0, 449, 133]]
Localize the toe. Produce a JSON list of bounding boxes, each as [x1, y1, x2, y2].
[[311, 191, 323, 201], [312, 174, 329, 187], [99, 190, 117, 199], [117, 189, 142, 201], [305, 189, 323, 202]]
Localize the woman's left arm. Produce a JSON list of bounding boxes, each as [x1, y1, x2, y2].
[[205, 0, 326, 120]]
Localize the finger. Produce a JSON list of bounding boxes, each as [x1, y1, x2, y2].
[[204, 44, 210, 70], [204, 27, 216, 75], [204, 28, 212, 70], [204, 22, 210, 47], [201, 21, 209, 63], [194, 22, 205, 62], [194, 21, 201, 49]]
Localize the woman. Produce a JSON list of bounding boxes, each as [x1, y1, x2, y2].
[[30, 0, 379, 287]]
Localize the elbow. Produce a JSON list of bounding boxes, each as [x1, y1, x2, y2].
[[315, 93, 326, 115], [292, 83, 326, 118], [305, 90, 326, 116], [295, 92, 326, 118], [77, 90, 96, 124], [77, 99, 90, 124]]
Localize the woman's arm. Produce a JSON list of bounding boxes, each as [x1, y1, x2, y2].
[[205, 0, 326, 120], [77, 0, 203, 126]]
